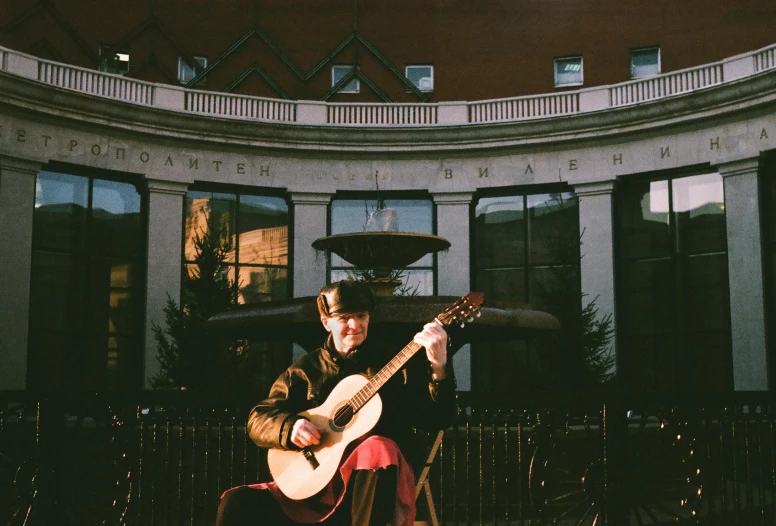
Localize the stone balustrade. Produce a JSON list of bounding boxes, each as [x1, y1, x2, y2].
[[2, 43, 774, 126]]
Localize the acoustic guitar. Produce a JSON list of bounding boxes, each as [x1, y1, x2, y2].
[[266, 292, 484, 500]]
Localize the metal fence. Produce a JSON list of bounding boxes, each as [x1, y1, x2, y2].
[[1, 391, 774, 525]]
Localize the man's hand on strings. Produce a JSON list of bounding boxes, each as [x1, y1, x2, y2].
[[290, 418, 321, 449]]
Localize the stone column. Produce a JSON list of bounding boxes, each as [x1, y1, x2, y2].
[[717, 157, 768, 391], [290, 192, 333, 362], [572, 181, 617, 373], [144, 179, 189, 388], [290, 192, 333, 298], [433, 192, 473, 295], [0, 157, 42, 390], [432, 191, 473, 391]]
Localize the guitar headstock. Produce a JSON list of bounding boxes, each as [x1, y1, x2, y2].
[[437, 292, 484, 328]]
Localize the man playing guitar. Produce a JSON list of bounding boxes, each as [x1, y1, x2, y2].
[[216, 279, 457, 525]]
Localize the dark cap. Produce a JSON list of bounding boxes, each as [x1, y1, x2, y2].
[[317, 280, 375, 317]]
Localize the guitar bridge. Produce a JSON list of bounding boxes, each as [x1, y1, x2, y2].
[[302, 447, 320, 470]]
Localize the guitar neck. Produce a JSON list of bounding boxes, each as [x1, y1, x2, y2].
[[349, 338, 426, 412]]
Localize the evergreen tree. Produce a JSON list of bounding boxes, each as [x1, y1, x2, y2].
[[533, 196, 615, 391], [151, 223, 256, 398]]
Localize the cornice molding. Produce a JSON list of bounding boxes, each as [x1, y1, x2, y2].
[[289, 191, 334, 205], [145, 178, 189, 195], [572, 180, 616, 197], [716, 156, 762, 178], [432, 192, 474, 205], [0, 154, 44, 176]]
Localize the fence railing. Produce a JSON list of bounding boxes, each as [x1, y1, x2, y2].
[[468, 92, 580, 123], [1, 391, 775, 525], [755, 47, 776, 73], [37, 59, 155, 106], [2, 43, 775, 128], [185, 90, 297, 122], [326, 102, 438, 125], [609, 63, 724, 107]]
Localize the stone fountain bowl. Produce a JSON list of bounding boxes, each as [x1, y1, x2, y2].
[[312, 232, 451, 271], [205, 295, 560, 353]]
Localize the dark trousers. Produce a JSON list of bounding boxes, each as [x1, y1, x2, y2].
[[216, 467, 398, 526]]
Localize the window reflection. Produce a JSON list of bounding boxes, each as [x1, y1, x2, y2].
[[184, 190, 289, 304], [672, 173, 724, 216], [473, 190, 580, 393], [29, 169, 143, 391], [617, 171, 731, 392]]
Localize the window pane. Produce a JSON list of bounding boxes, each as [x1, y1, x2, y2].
[[236, 266, 288, 304], [33, 171, 88, 252], [620, 334, 676, 392], [474, 195, 525, 268], [555, 57, 583, 86], [528, 192, 578, 265], [99, 46, 130, 75], [86, 259, 115, 335], [178, 55, 207, 84], [475, 268, 526, 303], [529, 265, 579, 314], [619, 258, 675, 335], [686, 331, 731, 391], [92, 179, 142, 258], [332, 65, 359, 93], [105, 335, 137, 390], [682, 253, 730, 332], [331, 199, 432, 235], [29, 252, 81, 331], [238, 195, 289, 266], [631, 48, 660, 78], [672, 173, 726, 254], [185, 191, 237, 262], [619, 179, 672, 259], [406, 65, 434, 92], [28, 331, 73, 389]]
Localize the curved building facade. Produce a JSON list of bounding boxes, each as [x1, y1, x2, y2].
[[1, 16, 775, 393]]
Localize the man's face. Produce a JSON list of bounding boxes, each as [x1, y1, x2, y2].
[[321, 311, 370, 355]]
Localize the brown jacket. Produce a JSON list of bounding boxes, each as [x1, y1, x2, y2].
[[247, 335, 456, 465]]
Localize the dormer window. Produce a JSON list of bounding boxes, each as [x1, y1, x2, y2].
[[331, 65, 360, 94]]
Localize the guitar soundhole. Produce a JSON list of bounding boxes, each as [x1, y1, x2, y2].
[[332, 404, 354, 428]]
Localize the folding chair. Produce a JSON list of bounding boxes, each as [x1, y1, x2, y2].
[[413, 429, 444, 526]]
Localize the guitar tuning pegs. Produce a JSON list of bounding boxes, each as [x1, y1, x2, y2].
[[476, 311, 482, 318], [467, 316, 474, 322], [460, 322, 466, 328]]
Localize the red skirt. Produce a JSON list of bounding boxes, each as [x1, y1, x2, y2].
[[223, 435, 416, 525]]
